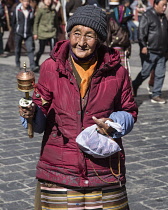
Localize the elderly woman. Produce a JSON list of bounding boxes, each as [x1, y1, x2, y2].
[[19, 5, 138, 210]]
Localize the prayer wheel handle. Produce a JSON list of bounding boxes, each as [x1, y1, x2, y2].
[[16, 62, 35, 138]]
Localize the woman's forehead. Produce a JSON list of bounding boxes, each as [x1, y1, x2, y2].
[[71, 25, 97, 35]]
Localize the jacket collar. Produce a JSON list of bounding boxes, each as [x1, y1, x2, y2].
[[50, 40, 121, 74]]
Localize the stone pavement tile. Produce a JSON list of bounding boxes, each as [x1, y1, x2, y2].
[[0, 150, 23, 158], [129, 202, 153, 210], [0, 165, 24, 174], [0, 200, 33, 210], [0, 181, 27, 192], [1, 190, 30, 203], [0, 157, 26, 166], [0, 172, 29, 182], [143, 197, 168, 210], [22, 169, 36, 178], [20, 154, 40, 162], [139, 159, 168, 167], [22, 178, 37, 188]]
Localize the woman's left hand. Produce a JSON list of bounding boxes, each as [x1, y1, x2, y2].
[[92, 116, 116, 135], [19, 103, 36, 119]]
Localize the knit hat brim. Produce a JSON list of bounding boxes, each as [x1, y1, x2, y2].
[[67, 5, 107, 42]]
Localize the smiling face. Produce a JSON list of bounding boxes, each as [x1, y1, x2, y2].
[[69, 25, 98, 59], [154, 0, 167, 14]]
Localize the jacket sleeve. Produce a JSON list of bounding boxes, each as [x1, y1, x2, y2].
[[114, 65, 138, 123], [32, 60, 53, 116], [11, 7, 16, 30], [109, 111, 134, 138], [33, 8, 42, 35], [138, 13, 149, 48]]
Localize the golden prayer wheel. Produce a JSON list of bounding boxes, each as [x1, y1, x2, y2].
[[16, 64, 35, 92], [16, 62, 35, 138]]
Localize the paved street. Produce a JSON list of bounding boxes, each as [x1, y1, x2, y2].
[[0, 31, 168, 210]]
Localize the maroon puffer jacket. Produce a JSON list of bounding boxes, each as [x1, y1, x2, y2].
[[33, 40, 138, 187]]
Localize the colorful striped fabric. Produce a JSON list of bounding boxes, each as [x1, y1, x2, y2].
[[113, 47, 126, 69], [39, 182, 129, 210]]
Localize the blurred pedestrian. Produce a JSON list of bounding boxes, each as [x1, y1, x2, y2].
[[66, 0, 82, 20], [12, 0, 38, 71], [0, 0, 9, 57], [0, 0, 5, 57], [19, 5, 138, 209], [130, 0, 151, 22], [86, 0, 101, 7], [33, 0, 58, 68], [106, 3, 132, 68], [132, 0, 168, 103], [124, 0, 138, 43]]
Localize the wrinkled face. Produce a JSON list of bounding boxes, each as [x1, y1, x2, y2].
[[154, 0, 167, 14], [69, 25, 98, 59], [21, 0, 30, 9], [44, 0, 52, 6]]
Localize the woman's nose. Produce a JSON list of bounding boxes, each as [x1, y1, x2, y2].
[[78, 35, 87, 46]]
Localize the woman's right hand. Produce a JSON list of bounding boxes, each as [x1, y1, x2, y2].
[[19, 103, 36, 119], [34, 35, 38, 40]]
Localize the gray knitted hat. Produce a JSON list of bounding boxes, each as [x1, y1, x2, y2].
[[66, 5, 107, 42]]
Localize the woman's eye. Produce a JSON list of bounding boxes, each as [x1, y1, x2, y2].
[[86, 35, 93, 39], [74, 33, 81, 37]]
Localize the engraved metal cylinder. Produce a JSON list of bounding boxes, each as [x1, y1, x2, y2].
[[16, 69, 35, 92]]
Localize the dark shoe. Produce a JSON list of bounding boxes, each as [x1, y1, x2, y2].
[[151, 96, 167, 104], [31, 66, 39, 73]]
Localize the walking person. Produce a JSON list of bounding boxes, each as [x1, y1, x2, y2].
[[12, 0, 38, 71], [0, 0, 9, 57], [132, 0, 168, 104], [66, 0, 82, 20], [33, 0, 58, 68], [106, 3, 132, 68], [0, 0, 5, 57], [19, 5, 138, 209]]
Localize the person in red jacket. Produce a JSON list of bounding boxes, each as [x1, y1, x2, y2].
[[19, 5, 138, 210]]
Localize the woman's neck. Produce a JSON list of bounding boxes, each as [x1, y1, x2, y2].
[[70, 47, 96, 64]]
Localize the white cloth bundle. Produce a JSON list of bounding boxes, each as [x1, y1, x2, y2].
[[76, 124, 121, 158]]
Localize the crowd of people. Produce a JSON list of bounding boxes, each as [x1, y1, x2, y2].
[[0, 0, 166, 209], [0, 1, 167, 96]]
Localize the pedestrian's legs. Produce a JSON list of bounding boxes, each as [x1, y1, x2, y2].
[[127, 21, 138, 42], [127, 21, 133, 41], [152, 55, 166, 97], [15, 34, 23, 68], [25, 36, 36, 69], [35, 39, 46, 66], [132, 22, 138, 41], [132, 53, 156, 96], [49, 38, 56, 51], [0, 32, 4, 54]]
